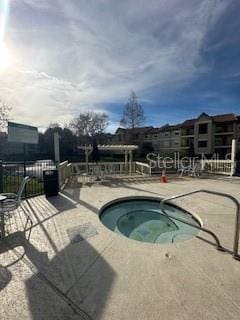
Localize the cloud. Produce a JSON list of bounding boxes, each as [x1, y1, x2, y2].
[[0, 0, 231, 130], [0, 67, 109, 129]]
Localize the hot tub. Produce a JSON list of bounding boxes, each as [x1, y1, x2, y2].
[[99, 197, 201, 244]]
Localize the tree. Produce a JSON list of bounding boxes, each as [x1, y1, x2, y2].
[[120, 91, 145, 130], [70, 112, 109, 137], [48, 123, 60, 129], [140, 142, 154, 157], [0, 100, 11, 131], [38, 124, 78, 161]]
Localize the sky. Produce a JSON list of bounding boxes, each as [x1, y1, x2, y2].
[[0, 0, 240, 132]]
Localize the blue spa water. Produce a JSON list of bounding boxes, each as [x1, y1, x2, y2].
[[100, 199, 200, 244]]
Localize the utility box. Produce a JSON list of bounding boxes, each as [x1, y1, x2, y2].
[[43, 169, 59, 196]]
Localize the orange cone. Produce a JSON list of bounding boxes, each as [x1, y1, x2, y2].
[[160, 170, 168, 183]]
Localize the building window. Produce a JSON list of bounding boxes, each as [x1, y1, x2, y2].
[[154, 135, 158, 138], [198, 123, 208, 134], [173, 141, 179, 145], [174, 131, 180, 135], [198, 140, 207, 148], [184, 128, 194, 136], [164, 132, 169, 136]]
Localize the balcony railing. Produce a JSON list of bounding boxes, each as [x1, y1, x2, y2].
[[215, 125, 234, 134], [215, 131, 234, 136], [181, 133, 194, 137]]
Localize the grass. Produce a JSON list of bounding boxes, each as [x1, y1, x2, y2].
[[3, 174, 44, 197]]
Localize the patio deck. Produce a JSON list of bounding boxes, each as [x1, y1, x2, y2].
[[1, 175, 240, 320]]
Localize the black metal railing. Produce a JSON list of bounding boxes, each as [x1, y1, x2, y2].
[[0, 160, 56, 198]]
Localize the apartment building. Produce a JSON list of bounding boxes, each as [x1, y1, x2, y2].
[[181, 113, 240, 157], [114, 126, 153, 145], [144, 124, 181, 153], [114, 112, 240, 158]]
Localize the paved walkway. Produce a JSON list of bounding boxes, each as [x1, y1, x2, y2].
[[1, 175, 240, 320]]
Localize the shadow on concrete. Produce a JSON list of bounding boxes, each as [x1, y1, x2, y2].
[[0, 263, 12, 291], [47, 192, 99, 215], [70, 175, 188, 197], [1, 230, 115, 320], [67, 175, 162, 197], [49, 175, 192, 217]]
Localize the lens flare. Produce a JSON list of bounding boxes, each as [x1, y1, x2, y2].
[[0, 0, 10, 70], [0, 0, 9, 42], [0, 42, 11, 70]]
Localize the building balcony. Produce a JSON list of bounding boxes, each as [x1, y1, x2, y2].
[[214, 145, 232, 148], [181, 134, 194, 138], [214, 131, 234, 136]]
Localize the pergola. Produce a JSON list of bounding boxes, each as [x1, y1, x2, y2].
[[77, 144, 138, 175]]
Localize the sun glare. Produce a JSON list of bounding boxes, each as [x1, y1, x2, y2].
[[0, 43, 11, 70]]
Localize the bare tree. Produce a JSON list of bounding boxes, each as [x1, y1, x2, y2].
[[0, 100, 11, 131], [70, 111, 109, 137], [48, 123, 60, 129], [120, 91, 145, 129]]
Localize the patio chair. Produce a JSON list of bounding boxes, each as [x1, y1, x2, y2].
[[177, 163, 192, 177], [188, 162, 203, 177], [0, 176, 33, 238]]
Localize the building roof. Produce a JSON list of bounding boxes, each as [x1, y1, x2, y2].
[[147, 127, 162, 134], [181, 113, 239, 126], [114, 112, 240, 136], [115, 126, 153, 134], [211, 113, 238, 122], [166, 124, 181, 130], [147, 126, 167, 134], [147, 123, 181, 134], [181, 118, 196, 127]]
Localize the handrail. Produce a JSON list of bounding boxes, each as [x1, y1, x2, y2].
[[160, 189, 240, 260]]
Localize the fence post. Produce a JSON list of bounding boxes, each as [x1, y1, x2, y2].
[[0, 160, 3, 193], [231, 139, 236, 176]]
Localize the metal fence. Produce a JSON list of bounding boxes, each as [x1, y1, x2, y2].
[[0, 160, 56, 198]]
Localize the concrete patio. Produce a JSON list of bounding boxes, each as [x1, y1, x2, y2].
[[1, 175, 240, 320]]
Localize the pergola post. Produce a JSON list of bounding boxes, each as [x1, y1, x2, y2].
[[124, 151, 128, 173], [85, 149, 88, 174], [129, 150, 133, 176], [85, 146, 91, 174]]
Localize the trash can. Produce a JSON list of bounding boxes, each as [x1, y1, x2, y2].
[[43, 169, 59, 196], [234, 161, 240, 177]]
